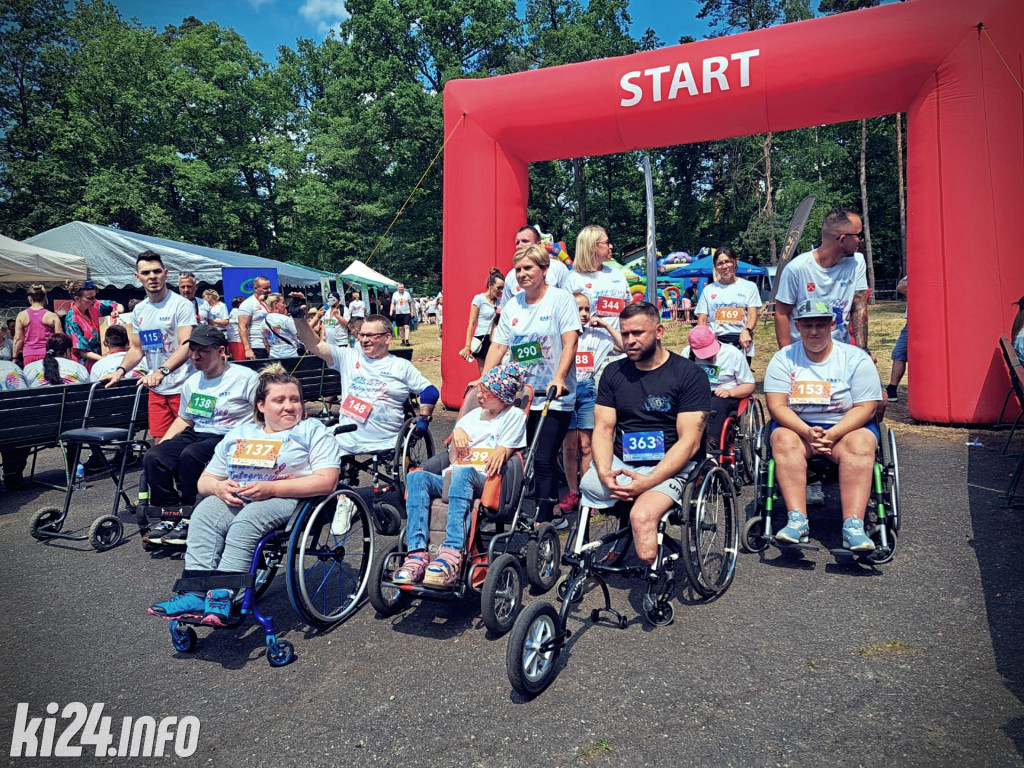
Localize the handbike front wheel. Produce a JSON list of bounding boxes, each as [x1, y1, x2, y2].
[[286, 487, 373, 628], [507, 601, 562, 697]]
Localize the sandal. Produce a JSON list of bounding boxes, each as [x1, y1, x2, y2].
[[423, 547, 462, 588], [393, 551, 429, 584]]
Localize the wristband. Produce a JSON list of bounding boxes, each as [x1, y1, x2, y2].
[[115, 366, 127, 375]]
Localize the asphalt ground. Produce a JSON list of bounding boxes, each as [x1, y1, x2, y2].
[[1, 411, 1023, 768]]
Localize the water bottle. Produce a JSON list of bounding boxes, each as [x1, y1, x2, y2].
[[74, 462, 87, 491]]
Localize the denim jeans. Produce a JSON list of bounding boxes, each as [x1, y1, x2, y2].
[[404, 466, 484, 552]]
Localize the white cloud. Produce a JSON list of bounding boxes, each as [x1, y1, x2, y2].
[[299, 0, 351, 33], [247, 0, 274, 8]]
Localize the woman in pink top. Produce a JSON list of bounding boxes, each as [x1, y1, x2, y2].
[[13, 284, 62, 365]]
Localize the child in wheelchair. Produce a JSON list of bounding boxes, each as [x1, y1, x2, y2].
[[682, 324, 754, 451], [148, 364, 341, 625], [395, 359, 527, 588]]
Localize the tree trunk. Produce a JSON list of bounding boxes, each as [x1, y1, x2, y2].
[[896, 111, 907, 277], [572, 157, 586, 225], [763, 132, 777, 265], [859, 118, 875, 301]]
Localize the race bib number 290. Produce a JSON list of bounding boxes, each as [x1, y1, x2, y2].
[[511, 340, 544, 366]]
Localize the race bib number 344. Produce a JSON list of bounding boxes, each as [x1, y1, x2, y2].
[[594, 296, 626, 317]]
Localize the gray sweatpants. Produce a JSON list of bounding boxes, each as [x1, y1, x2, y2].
[[184, 495, 299, 573]]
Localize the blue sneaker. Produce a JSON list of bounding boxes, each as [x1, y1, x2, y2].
[[200, 589, 234, 627], [776, 510, 809, 544], [148, 592, 204, 619], [843, 517, 875, 552]]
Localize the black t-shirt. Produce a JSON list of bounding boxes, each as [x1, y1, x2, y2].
[[596, 351, 711, 465]]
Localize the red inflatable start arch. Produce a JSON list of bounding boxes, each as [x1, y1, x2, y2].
[[441, 0, 1024, 424]]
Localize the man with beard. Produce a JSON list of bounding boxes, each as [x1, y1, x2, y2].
[[578, 302, 710, 566]]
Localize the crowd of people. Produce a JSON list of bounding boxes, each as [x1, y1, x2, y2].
[[0, 207, 947, 623]]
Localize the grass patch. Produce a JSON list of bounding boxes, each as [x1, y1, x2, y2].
[[857, 639, 915, 658], [577, 739, 615, 761]]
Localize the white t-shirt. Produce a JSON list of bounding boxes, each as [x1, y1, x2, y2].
[[348, 299, 365, 319], [208, 302, 229, 325], [237, 295, 271, 350], [764, 341, 881, 425], [178, 364, 259, 435], [206, 418, 341, 486], [695, 277, 761, 338], [471, 293, 499, 336], [90, 351, 147, 381], [131, 291, 197, 395], [226, 308, 241, 343], [501, 259, 570, 307], [426, 299, 437, 315], [391, 290, 412, 315], [493, 286, 581, 411], [566, 265, 631, 332], [263, 313, 301, 358], [776, 250, 868, 344], [328, 347, 435, 454], [323, 311, 349, 347], [0, 361, 28, 390], [448, 406, 527, 477], [680, 342, 754, 391], [24, 357, 90, 387], [575, 326, 616, 383]]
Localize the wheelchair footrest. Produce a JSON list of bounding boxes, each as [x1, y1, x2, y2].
[[771, 538, 819, 552], [173, 574, 257, 593], [174, 612, 247, 630]]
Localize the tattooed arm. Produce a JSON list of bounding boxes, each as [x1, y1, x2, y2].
[[850, 289, 869, 351]]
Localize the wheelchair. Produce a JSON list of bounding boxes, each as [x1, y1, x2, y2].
[[331, 394, 436, 536], [742, 419, 900, 565], [367, 385, 563, 636], [29, 382, 149, 551], [505, 455, 739, 697], [712, 394, 765, 490], [164, 481, 374, 667]]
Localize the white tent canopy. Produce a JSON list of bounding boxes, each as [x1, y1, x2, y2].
[[339, 259, 398, 290], [25, 221, 325, 289], [0, 233, 88, 290]]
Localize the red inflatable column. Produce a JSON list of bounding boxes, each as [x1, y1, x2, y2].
[[441, 90, 529, 409], [906, 11, 1024, 423]]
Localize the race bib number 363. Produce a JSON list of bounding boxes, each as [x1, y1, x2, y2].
[[622, 431, 665, 462], [789, 380, 832, 405]]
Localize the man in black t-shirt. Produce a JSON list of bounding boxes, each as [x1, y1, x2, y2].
[[580, 302, 711, 565]]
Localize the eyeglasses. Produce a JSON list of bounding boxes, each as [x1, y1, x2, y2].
[[837, 231, 864, 241], [597, 239, 611, 246], [356, 332, 390, 340]]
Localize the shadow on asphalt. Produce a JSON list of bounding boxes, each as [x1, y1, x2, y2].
[[968, 434, 1024, 760]]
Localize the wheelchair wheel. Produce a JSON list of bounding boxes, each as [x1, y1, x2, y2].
[[266, 639, 296, 668], [740, 399, 765, 486], [864, 527, 897, 565], [367, 540, 412, 616], [286, 488, 373, 629], [526, 523, 562, 592], [373, 502, 402, 537], [29, 506, 63, 539], [681, 464, 739, 598], [481, 553, 523, 635], [585, 506, 633, 567], [169, 621, 197, 654], [742, 515, 770, 553], [506, 600, 561, 697], [396, 419, 435, 496], [882, 425, 901, 533], [88, 515, 123, 551]]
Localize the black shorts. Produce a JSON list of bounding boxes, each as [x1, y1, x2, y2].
[[394, 313, 410, 327]]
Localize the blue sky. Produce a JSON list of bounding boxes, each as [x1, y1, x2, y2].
[[109, 0, 716, 64]]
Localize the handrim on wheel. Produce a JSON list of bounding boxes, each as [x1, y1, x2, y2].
[[396, 420, 435, 496], [286, 488, 373, 628], [680, 464, 739, 597]]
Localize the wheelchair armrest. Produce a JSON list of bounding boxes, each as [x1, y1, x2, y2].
[[334, 423, 358, 435]]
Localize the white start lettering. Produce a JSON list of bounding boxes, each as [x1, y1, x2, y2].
[[619, 49, 760, 107]]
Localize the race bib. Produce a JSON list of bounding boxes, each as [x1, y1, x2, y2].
[[622, 430, 665, 462], [511, 340, 544, 366], [230, 439, 283, 469], [790, 380, 832, 405], [698, 364, 721, 385], [139, 328, 163, 350], [340, 395, 374, 425], [594, 296, 626, 317], [455, 448, 493, 468], [575, 351, 595, 373], [185, 392, 217, 418], [715, 306, 745, 324]]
